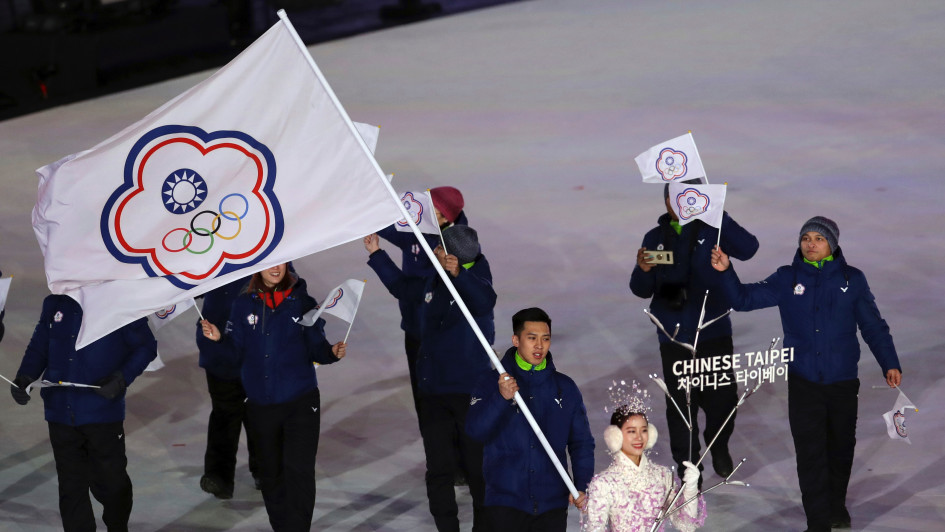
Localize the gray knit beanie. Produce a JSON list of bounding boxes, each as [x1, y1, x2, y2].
[[799, 216, 839, 254], [443, 225, 481, 264]]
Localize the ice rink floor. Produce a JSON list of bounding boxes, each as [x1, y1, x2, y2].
[[1, 0, 944, 530]]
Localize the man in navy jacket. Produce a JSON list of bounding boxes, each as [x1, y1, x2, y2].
[[365, 224, 495, 532], [466, 307, 595, 532], [711, 216, 902, 532], [10, 294, 157, 532], [630, 182, 759, 481]]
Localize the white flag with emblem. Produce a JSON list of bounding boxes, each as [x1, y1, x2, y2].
[[634, 132, 707, 184], [31, 15, 402, 349], [296, 279, 365, 327], [146, 298, 195, 331], [393, 190, 440, 235], [667, 182, 726, 228], [882, 389, 917, 444]]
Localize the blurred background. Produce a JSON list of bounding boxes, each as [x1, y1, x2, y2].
[[0, 0, 519, 120]]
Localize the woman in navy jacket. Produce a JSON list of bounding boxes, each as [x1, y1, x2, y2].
[[711, 216, 901, 532], [202, 263, 346, 532]]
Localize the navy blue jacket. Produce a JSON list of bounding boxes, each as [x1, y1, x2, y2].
[[195, 275, 250, 381], [377, 211, 468, 338], [466, 348, 595, 514], [717, 248, 901, 384], [17, 295, 157, 426], [367, 248, 494, 395], [630, 212, 759, 344], [223, 277, 339, 405]]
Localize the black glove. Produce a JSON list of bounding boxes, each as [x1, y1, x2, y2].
[[94, 371, 126, 400], [11, 375, 33, 405]]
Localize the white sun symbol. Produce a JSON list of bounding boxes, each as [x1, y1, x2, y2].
[[162, 169, 207, 214]]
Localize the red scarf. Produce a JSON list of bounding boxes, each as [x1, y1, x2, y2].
[[262, 287, 293, 309]]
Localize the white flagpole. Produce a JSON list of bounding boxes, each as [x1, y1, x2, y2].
[[687, 130, 708, 184], [193, 298, 205, 321], [0, 372, 16, 387], [342, 280, 366, 344], [275, 10, 579, 499]]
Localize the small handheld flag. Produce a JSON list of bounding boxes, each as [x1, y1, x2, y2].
[[295, 278, 366, 332], [667, 182, 727, 229], [147, 299, 196, 331], [394, 190, 440, 235], [882, 387, 917, 444], [635, 132, 707, 184]]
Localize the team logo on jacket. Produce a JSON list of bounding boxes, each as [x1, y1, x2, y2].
[[53, 311, 63, 323], [246, 313, 258, 325], [794, 283, 805, 295], [101, 125, 284, 290], [656, 244, 664, 251], [424, 292, 433, 303], [656, 148, 689, 181], [470, 396, 482, 406], [674, 188, 710, 221]]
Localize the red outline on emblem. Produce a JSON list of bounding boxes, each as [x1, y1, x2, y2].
[[113, 137, 272, 280]]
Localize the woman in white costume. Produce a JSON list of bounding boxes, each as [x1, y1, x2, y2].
[[583, 383, 706, 532]]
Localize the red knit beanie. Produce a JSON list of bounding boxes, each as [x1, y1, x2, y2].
[[429, 186, 464, 223]]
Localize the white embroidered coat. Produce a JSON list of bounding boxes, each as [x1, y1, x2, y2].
[[582, 452, 706, 532]]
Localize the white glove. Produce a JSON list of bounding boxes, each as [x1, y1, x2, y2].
[[681, 461, 700, 500]]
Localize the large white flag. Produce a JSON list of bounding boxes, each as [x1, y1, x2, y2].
[[32, 17, 402, 348], [635, 132, 707, 184], [394, 190, 440, 235], [882, 389, 917, 444], [296, 279, 365, 327], [147, 299, 196, 331], [0, 277, 11, 312], [667, 183, 726, 228]]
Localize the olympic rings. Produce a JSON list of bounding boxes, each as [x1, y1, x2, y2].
[[190, 210, 223, 237], [183, 227, 214, 254], [219, 193, 249, 221], [161, 194, 251, 254], [162, 228, 193, 252], [211, 211, 242, 240]]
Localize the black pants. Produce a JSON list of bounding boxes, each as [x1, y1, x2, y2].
[[660, 336, 738, 475], [486, 505, 567, 532], [404, 333, 423, 425], [48, 421, 133, 532], [418, 393, 488, 532], [204, 371, 257, 488], [246, 389, 321, 532], [789, 376, 858, 532]]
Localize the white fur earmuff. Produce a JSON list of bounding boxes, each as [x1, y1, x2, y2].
[[603, 422, 659, 453], [604, 425, 623, 453], [645, 423, 658, 450]]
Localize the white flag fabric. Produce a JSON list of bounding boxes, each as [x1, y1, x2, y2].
[[354, 122, 380, 155], [394, 190, 440, 235], [635, 132, 707, 184], [296, 279, 365, 327], [31, 17, 402, 349], [0, 277, 11, 312], [882, 389, 917, 444], [147, 299, 195, 331], [667, 183, 727, 228], [145, 348, 166, 372]]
